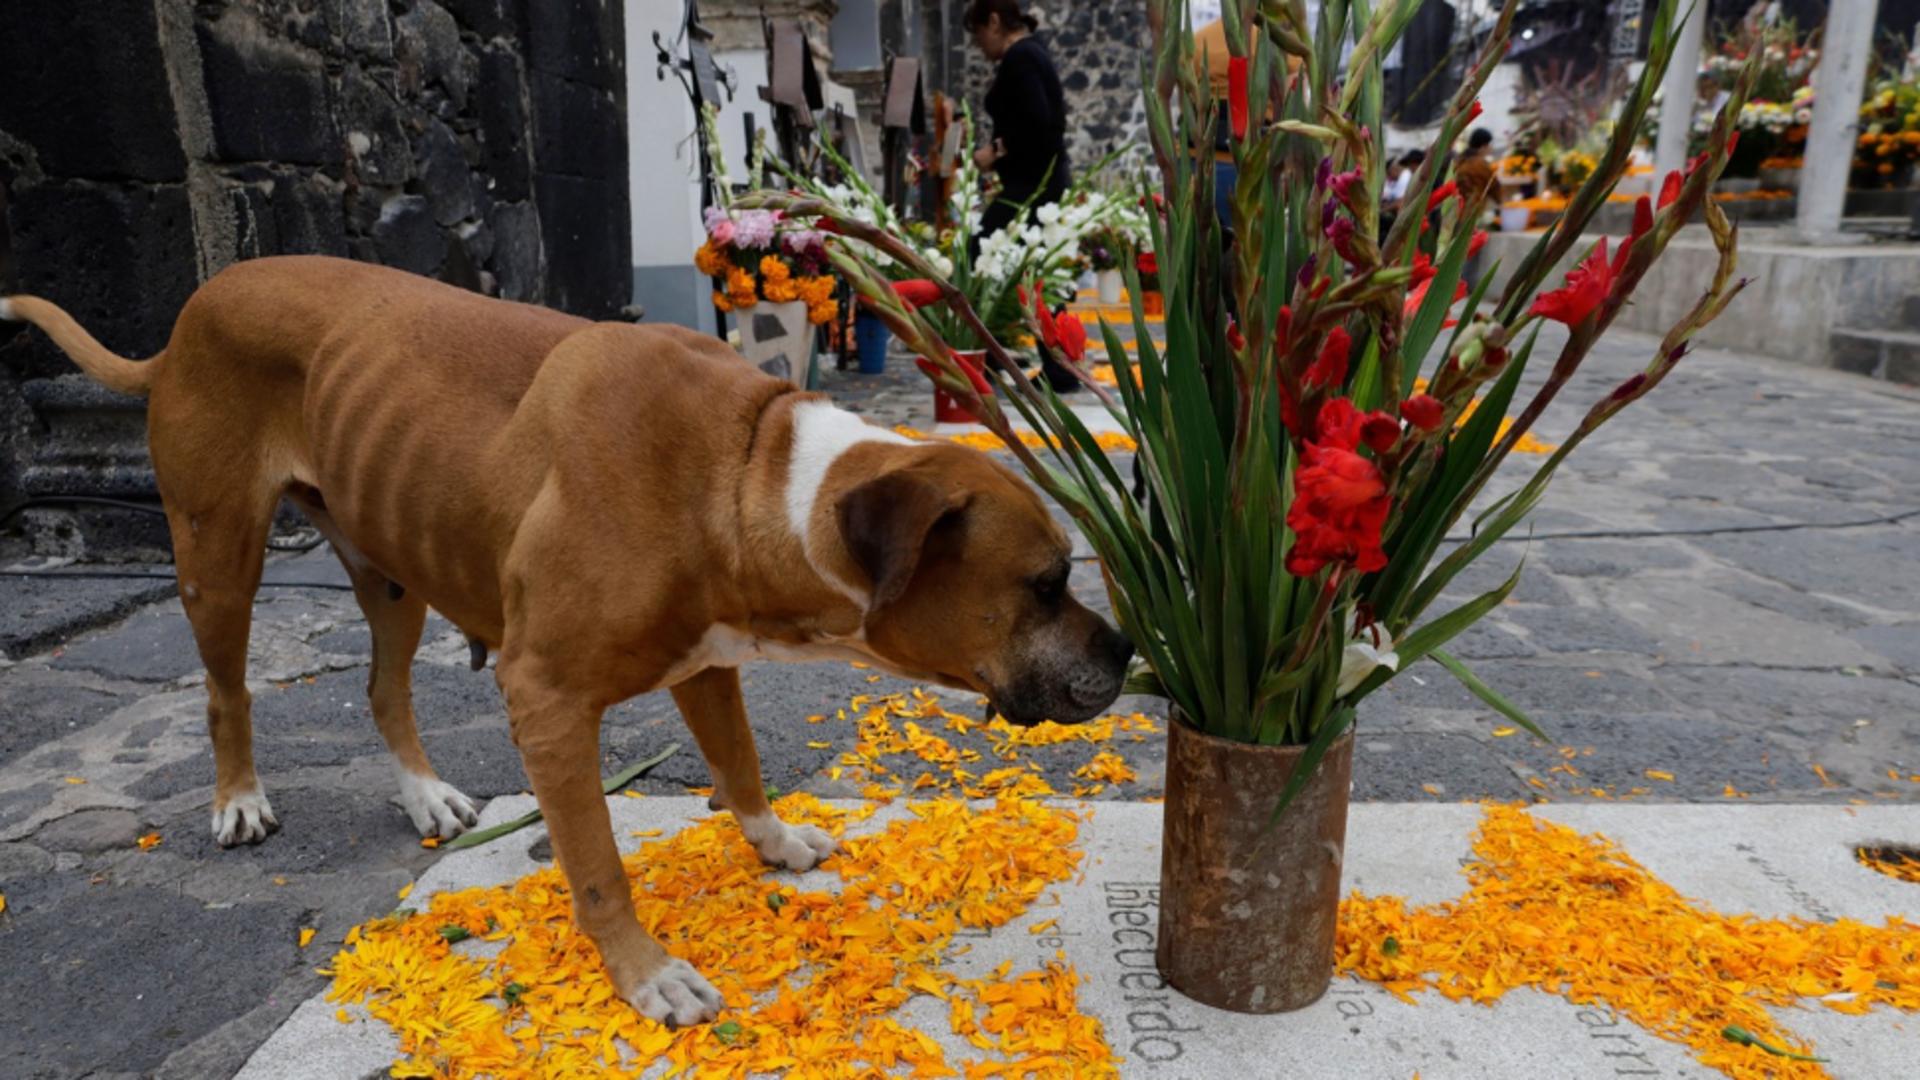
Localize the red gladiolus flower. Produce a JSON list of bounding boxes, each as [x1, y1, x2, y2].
[[1305, 327, 1351, 388], [1400, 393, 1444, 431], [1226, 317, 1246, 352], [1632, 195, 1653, 241], [1136, 251, 1158, 275], [1031, 286, 1088, 364], [1360, 414, 1401, 455], [1274, 305, 1292, 350], [1659, 170, 1682, 209], [1228, 56, 1251, 140], [1468, 229, 1488, 257], [1529, 238, 1615, 327], [1286, 399, 1391, 576], [1410, 253, 1436, 287], [1427, 181, 1459, 213], [891, 279, 943, 308], [1466, 99, 1483, 124]]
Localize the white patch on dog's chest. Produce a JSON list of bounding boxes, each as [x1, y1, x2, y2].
[[784, 401, 910, 604], [658, 624, 876, 687]]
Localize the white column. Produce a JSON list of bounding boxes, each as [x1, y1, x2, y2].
[[1653, 2, 1707, 182], [1796, 2, 1881, 243]]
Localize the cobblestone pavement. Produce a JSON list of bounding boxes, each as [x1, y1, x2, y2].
[[0, 322, 1916, 1077]]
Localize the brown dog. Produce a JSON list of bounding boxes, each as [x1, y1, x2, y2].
[[2, 255, 1131, 1024]]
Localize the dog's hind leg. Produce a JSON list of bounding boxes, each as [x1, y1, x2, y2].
[[289, 490, 479, 839], [165, 494, 278, 847], [671, 667, 839, 872]]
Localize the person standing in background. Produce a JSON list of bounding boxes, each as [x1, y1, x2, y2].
[[966, 0, 1078, 391], [1454, 128, 1498, 204], [967, 0, 1070, 242]]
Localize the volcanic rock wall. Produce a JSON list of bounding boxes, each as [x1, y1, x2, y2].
[[0, 0, 628, 556]]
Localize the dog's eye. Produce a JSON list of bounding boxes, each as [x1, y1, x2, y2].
[[1031, 567, 1068, 603]]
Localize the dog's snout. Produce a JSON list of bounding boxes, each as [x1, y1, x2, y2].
[[1098, 623, 1134, 669]]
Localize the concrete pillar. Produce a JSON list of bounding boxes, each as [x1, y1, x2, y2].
[[1652, 1, 1707, 183], [1796, 1, 1881, 243]]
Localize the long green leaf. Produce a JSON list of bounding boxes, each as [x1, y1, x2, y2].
[[1431, 649, 1547, 739]]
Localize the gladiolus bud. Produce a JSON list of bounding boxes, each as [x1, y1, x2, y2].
[[1659, 170, 1682, 209], [1228, 56, 1251, 140], [1466, 99, 1483, 123], [1610, 373, 1648, 401], [1632, 196, 1653, 241], [1399, 394, 1445, 431]]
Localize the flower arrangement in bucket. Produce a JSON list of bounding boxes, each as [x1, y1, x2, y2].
[[779, 107, 1143, 416], [694, 210, 839, 327], [748, 0, 1754, 1015]]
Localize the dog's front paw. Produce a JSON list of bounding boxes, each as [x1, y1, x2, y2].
[[742, 815, 839, 872], [211, 787, 279, 847], [394, 772, 480, 839], [626, 957, 723, 1028]]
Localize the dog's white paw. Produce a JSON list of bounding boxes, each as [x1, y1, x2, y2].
[[394, 772, 479, 839], [211, 787, 279, 847], [626, 957, 723, 1028], [741, 814, 839, 872]]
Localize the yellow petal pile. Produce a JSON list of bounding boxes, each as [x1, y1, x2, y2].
[[326, 792, 1117, 1078], [824, 690, 1154, 801], [1339, 804, 1920, 1079]]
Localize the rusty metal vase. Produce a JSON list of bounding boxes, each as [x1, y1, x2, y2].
[[1155, 714, 1354, 1013]]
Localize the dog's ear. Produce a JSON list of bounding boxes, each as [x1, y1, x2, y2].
[[835, 468, 968, 609]]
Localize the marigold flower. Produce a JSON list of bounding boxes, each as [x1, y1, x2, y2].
[[694, 242, 730, 277], [712, 290, 733, 313], [758, 255, 791, 281], [807, 299, 839, 326], [1528, 238, 1615, 327]]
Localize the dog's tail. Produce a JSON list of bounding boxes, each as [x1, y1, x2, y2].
[[0, 295, 156, 397]]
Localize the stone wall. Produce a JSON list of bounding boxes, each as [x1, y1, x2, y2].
[[0, 0, 628, 557]]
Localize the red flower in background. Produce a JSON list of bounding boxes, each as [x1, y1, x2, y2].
[[1426, 181, 1459, 213], [1403, 277, 1467, 324], [1410, 253, 1436, 288], [1136, 251, 1158, 276], [1228, 56, 1251, 140], [891, 279, 943, 308], [1287, 399, 1392, 576], [1529, 238, 1616, 327], [1030, 286, 1088, 364]]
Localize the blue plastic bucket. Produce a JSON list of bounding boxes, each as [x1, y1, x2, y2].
[[855, 311, 890, 374]]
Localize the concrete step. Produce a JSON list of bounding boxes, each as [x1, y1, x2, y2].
[[1827, 326, 1920, 385]]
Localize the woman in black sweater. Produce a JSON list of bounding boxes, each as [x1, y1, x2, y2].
[[966, 0, 1077, 390], [966, 0, 1071, 242]]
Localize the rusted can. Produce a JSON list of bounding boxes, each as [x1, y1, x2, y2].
[[1155, 714, 1354, 1013]]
